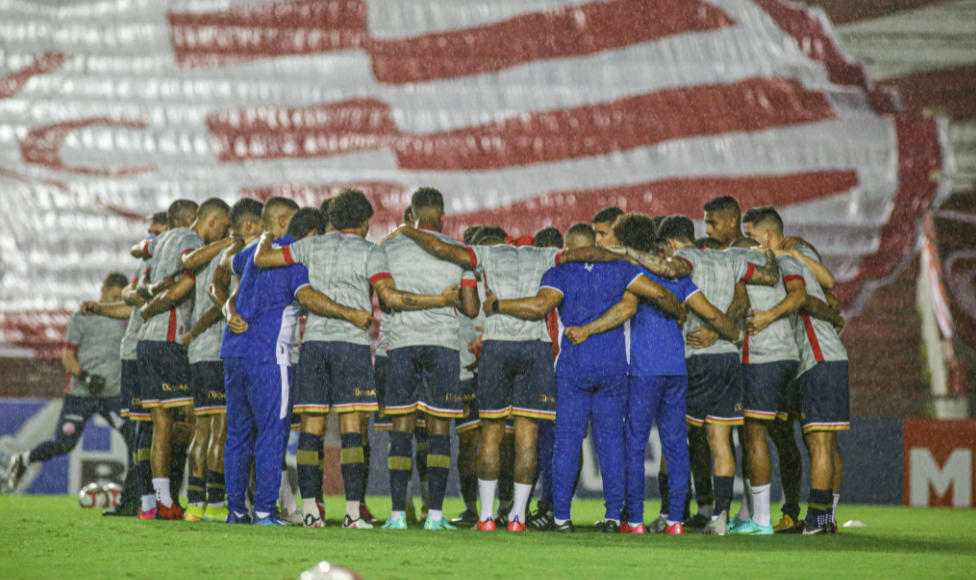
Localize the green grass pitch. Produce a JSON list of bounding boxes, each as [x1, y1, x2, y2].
[[2, 496, 974, 580]]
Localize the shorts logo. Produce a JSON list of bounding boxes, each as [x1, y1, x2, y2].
[[207, 391, 226, 401], [161, 383, 190, 392], [539, 395, 556, 403], [447, 393, 475, 402], [734, 403, 743, 411], [131, 397, 142, 406], [62, 422, 77, 436], [353, 389, 376, 397]]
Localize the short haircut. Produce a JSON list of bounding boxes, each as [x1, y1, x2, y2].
[[695, 237, 723, 250], [150, 211, 168, 226], [703, 195, 741, 215], [230, 198, 264, 229], [730, 236, 760, 249], [463, 225, 485, 246], [592, 206, 624, 225], [534, 226, 563, 249], [612, 213, 657, 253], [742, 206, 784, 235], [167, 199, 198, 228], [197, 197, 231, 221], [104, 272, 129, 289], [329, 189, 374, 231], [411, 187, 444, 211], [565, 223, 596, 245], [286, 207, 326, 239], [319, 198, 332, 227], [263, 196, 300, 228], [474, 225, 508, 245], [657, 215, 695, 244]]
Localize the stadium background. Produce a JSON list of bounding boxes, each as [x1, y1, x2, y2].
[[0, 0, 974, 509]]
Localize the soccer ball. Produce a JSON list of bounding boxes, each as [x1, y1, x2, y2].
[[299, 562, 362, 580], [78, 483, 108, 509], [102, 483, 122, 508]]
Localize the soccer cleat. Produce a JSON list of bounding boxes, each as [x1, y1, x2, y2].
[[601, 520, 621, 534], [729, 519, 774, 535], [683, 513, 711, 530], [183, 505, 206, 522], [423, 517, 457, 531], [281, 506, 304, 526], [137, 507, 157, 521], [727, 517, 748, 533], [664, 522, 684, 535], [317, 501, 327, 520], [203, 505, 229, 523], [226, 511, 252, 525], [698, 511, 727, 536], [527, 508, 553, 531], [253, 512, 290, 526], [773, 513, 798, 533], [495, 512, 509, 526], [801, 520, 831, 535], [551, 520, 575, 533], [102, 504, 138, 517], [592, 519, 606, 527], [646, 515, 668, 534], [451, 509, 479, 525], [507, 517, 526, 532], [303, 514, 325, 528], [473, 518, 496, 532], [381, 513, 408, 530], [360, 504, 379, 523], [6, 452, 26, 491], [622, 522, 645, 535], [156, 502, 185, 521], [343, 514, 374, 529]]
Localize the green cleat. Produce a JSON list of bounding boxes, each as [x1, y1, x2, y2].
[[729, 519, 774, 536], [203, 505, 228, 523], [382, 514, 409, 530], [424, 517, 457, 531], [727, 516, 749, 533]]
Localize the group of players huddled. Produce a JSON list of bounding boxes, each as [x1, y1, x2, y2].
[[6, 189, 849, 536]]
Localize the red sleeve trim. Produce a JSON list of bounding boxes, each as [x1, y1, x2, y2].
[[369, 272, 393, 285], [554, 250, 564, 266], [282, 245, 295, 266], [63, 342, 78, 351], [183, 269, 196, 281], [740, 262, 755, 283], [675, 255, 693, 270], [461, 278, 478, 288], [783, 274, 805, 286], [142, 241, 152, 258], [215, 265, 221, 272], [465, 246, 478, 268], [179, 248, 194, 259], [131, 277, 138, 285], [143, 267, 151, 275]]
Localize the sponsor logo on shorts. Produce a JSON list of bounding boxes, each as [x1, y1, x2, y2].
[[539, 394, 556, 403], [446, 392, 476, 402], [161, 383, 190, 392], [735, 403, 743, 411], [207, 391, 226, 401], [353, 389, 376, 397]]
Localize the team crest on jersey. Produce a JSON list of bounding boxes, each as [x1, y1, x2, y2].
[[584, 263, 594, 272]]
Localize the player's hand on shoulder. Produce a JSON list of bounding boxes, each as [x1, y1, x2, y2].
[[564, 326, 589, 346], [138, 305, 151, 323], [79, 301, 100, 316], [347, 309, 374, 331], [228, 314, 249, 334], [686, 326, 718, 349], [441, 284, 460, 306], [746, 309, 774, 334], [380, 224, 410, 245], [483, 290, 498, 317]]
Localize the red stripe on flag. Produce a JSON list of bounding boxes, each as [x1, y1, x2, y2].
[[0, 52, 65, 99], [169, 0, 734, 82], [208, 78, 835, 169]]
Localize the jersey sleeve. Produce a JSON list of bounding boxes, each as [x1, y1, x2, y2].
[[679, 276, 701, 303], [621, 262, 646, 289], [461, 270, 478, 288], [367, 244, 393, 286], [231, 250, 247, 277], [673, 247, 697, 272], [283, 236, 313, 266], [177, 233, 203, 271], [290, 264, 311, 298], [64, 313, 83, 349], [729, 253, 752, 284], [544, 248, 561, 268], [467, 245, 487, 270], [779, 255, 806, 286], [540, 267, 565, 296]]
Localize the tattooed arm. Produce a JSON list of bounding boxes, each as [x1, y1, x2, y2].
[[564, 292, 639, 346]]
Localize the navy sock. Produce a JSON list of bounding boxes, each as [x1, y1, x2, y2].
[[186, 476, 206, 505], [714, 476, 734, 517], [136, 423, 154, 498], [460, 474, 478, 507], [360, 441, 371, 501], [206, 470, 225, 504], [297, 432, 323, 502], [316, 444, 324, 506], [659, 472, 670, 516], [388, 431, 413, 512], [340, 432, 365, 502], [426, 434, 451, 512], [414, 426, 428, 483], [806, 488, 833, 528]]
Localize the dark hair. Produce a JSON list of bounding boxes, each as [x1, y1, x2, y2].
[[730, 236, 759, 249], [263, 196, 300, 227], [197, 197, 231, 221], [230, 198, 264, 229], [287, 207, 327, 239], [104, 272, 129, 289], [742, 206, 784, 235], [167, 199, 198, 228], [565, 223, 596, 244], [592, 206, 624, 225], [474, 225, 508, 245], [319, 198, 332, 228], [411, 187, 444, 211], [703, 196, 741, 215], [150, 211, 168, 226], [402, 207, 413, 224], [695, 237, 723, 250], [463, 225, 485, 246], [657, 215, 695, 244], [612, 213, 657, 253], [329, 189, 374, 231], [534, 226, 563, 249]]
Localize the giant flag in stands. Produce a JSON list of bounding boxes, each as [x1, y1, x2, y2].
[[0, 0, 954, 358]]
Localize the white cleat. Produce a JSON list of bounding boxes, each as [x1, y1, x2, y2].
[[343, 514, 374, 529], [303, 514, 326, 528]]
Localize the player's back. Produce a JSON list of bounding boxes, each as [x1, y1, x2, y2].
[[472, 244, 560, 342], [675, 246, 746, 358], [142, 227, 204, 343], [726, 247, 800, 364], [188, 245, 229, 365], [792, 246, 847, 372], [384, 231, 469, 351]]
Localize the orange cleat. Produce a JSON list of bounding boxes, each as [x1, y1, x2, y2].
[[664, 522, 684, 535], [156, 502, 185, 521], [621, 522, 645, 534], [360, 504, 379, 523], [137, 507, 157, 520], [473, 518, 496, 531], [508, 519, 526, 532]]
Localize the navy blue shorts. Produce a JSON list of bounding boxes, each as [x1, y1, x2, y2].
[[191, 361, 226, 415], [373, 355, 392, 431], [685, 353, 743, 427], [798, 360, 850, 433], [120, 359, 150, 422], [743, 360, 798, 421], [386, 345, 462, 419], [295, 341, 378, 414], [478, 340, 556, 421], [137, 341, 192, 410], [456, 377, 480, 433]]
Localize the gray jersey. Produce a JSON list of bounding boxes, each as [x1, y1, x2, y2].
[[384, 230, 476, 351], [187, 245, 228, 364], [470, 245, 561, 342], [793, 246, 848, 374], [140, 228, 204, 343], [120, 266, 144, 361], [458, 277, 487, 381], [65, 312, 125, 398], [287, 232, 390, 346], [726, 248, 801, 365], [676, 246, 749, 358], [376, 310, 393, 357]]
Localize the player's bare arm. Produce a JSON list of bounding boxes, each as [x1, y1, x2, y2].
[[687, 282, 750, 349], [80, 301, 133, 319], [802, 293, 845, 331], [223, 289, 248, 334], [386, 225, 473, 269], [609, 246, 691, 278], [373, 278, 460, 312], [121, 280, 146, 308], [780, 238, 835, 289], [487, 288, 562, 321], [627, 274, 683, 321], [684, 292, 743, 345], [208, 248, 238, 309], [557, 246, 625, 265], [295, 286, 373, 331], [139, 275, 195, 322], [745, 250, 781, 287], [747, 277, 808, 335], [130, 238, 151, 259], [252, 232, 291, 269], [61, 344, 83, 377], [183, 305, 223, 349], [182, 236, 239, 271], [458, 285, 480, 319], [565, 292, 639, 346]]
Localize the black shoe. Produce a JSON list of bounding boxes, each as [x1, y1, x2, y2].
[[551, 520, 575, 533], [527, 508, 554, 531], [102, 503, 138, 517], [496, 512, 509, 526], [802, 519, 831, 535], [778, 519, 806, 535], [601, 520, 620, 534], [450, 509, 479, 525], [683, 513, 711, 529]]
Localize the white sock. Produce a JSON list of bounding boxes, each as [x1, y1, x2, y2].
[[141, 494, 156, 512], [152, 478, 173, 508], [209, 501, 224, 509], [555, 518, 568, 526], [22, 451, 31, 464], [666, 520, 679, 527], [508, 483, 532, 523], [279, 471, 298, 513], [478, 479, 497, 521], [751, 483, 771, 527], [429, 509, 443, 521], [390, 510, 404, 520], [832, 494, 840, 523], [737, 478, 752, 521], [256, 511, 271, 519], [303, 498, 321, 519], [345, 500, 360, 519]]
